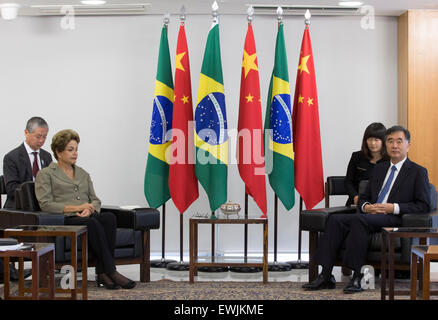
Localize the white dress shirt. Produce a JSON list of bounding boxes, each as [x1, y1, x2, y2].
[[362, 157, 407, 215], [24, 141, 41, 180]]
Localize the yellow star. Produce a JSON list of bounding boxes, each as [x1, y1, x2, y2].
[[298, 94, 304, 103], [307, 97, 314, 106], [242, 50, 258, 78], [246, 93, 254, 103], [298, 55, 311, 74], [176, 51, 186, 72], [181, 95, 189, 104]]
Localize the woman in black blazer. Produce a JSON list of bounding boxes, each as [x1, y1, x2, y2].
[[345, 122, 388, 206]]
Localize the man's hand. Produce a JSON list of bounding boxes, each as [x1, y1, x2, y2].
[[374, 203, 395, 214], [364, 204, 383, 214], [364, 203, 394, 214]]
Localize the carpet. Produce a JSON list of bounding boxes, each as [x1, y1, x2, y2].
[[2, 278, 437, 300], [87, 279, 382, 300]]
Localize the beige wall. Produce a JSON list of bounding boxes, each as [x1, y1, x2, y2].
[[399, 10, 438, 187]]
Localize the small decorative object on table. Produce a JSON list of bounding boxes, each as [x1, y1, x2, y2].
[[220, 201, 241, 218]]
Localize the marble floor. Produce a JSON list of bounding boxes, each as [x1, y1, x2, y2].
[[4, 252, 438, 285], [92, 253, 438, 283]]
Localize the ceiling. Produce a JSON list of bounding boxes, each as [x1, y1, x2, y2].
[[2, 0, 438, 16]]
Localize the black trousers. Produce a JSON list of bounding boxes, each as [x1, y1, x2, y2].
[[314, 213, 402, 272], [65, 211, 117, 275]]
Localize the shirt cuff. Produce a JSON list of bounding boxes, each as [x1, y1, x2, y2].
[[393, 203, 400, 215], [361, 202, 370, 213]]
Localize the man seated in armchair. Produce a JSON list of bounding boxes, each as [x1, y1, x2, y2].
[[302, 125, 430, 293]]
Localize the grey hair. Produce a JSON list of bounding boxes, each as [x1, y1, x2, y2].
[[26, 117, 48, 133]]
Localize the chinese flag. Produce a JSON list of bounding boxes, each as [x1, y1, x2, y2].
[[169, 22, 199, 214], [237, 22, 267, 216], [292, 26, 324, 210]]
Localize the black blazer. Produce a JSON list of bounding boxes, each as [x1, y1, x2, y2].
[[344, 151, 385, 206], [3, 143, 52, 208], [358, 158, 431, 215]]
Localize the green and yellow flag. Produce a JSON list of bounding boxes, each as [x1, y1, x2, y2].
[[264, 23, 295, 210], [144, 24, 174, 208], [194, 21, 228, 212]]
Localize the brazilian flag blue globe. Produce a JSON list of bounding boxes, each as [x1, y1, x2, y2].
[[195, 22, 228, 212]]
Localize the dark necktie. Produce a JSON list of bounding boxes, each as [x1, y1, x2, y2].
[[32, 152, 40, 178], [377, 165, 397, 203]]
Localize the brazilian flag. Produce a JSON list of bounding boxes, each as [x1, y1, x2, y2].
[[195, 22, 228, 212], [144, 25, 174, 208], [264, 23, 295, 210]]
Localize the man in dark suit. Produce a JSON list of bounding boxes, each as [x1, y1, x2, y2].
[[1, 117, 52, 283], [302, 125, 430, 293], [3, 117, 52, 209]]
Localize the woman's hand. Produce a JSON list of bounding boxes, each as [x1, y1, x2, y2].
[[78, 203, 95, 213], [77, 208, 92, 218], [353, 195, 359, 205], [63, 203, 95, 214]]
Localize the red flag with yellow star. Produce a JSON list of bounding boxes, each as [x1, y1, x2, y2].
[[292, 26, 324, 210], [237, 22, 267, 216], [169, 21, 199, 214]]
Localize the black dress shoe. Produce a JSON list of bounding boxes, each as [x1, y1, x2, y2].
[[109, 271, 136, 289], [96, 274, 120, 290], [343, 273, 364, 294], [302, 274, 336, 290]]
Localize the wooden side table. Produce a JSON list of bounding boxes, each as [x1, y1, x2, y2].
[[189, 214, 268, 284], [411, 245, 438, 300], [381, 227, 438, 300], [1, 243, 55, 300], [3, 225, 88, 300]]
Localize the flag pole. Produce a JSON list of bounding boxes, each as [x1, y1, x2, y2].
[[244, 10, 252, 265], [209, 1, 218, 227], [150, 203, 177, 268], [230, 191, 261, 272], [150, 13, 176, 269], [245, 9, 253, 266], [268, 194, 292, 271], [197, 2, 227, 273], [287, 197, 309, 268], [245, 192, 248, 260], [287, 10, 312, 270], [230, 7, 265, 274], [167, 6, 193, 271], [166, 213, 190, 270], [267, 7, 293, 272], [199, 210, 227, 272]]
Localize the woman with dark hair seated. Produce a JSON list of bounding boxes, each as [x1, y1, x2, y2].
[[341, 122, 388, 277], [345, 122, 388, 206], [35, 129, 136, 290]]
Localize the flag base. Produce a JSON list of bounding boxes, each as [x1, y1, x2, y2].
[[166, 261, 190, 271], [268, 261, 292, 272], [198, 266, 229, 272], [229, 266, 262, 273], [150, 258, 177, 268], [287, 260, 309, 269]]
